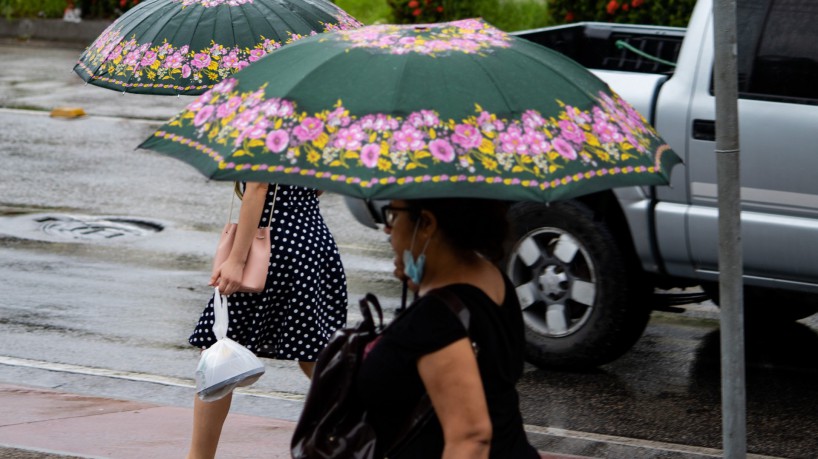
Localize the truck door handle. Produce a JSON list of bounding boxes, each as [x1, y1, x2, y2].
[[692, 119, 716, 141]]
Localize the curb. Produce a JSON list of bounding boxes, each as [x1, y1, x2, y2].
[[0, 18, 111, 44]]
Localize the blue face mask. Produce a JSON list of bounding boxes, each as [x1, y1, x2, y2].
[[403, 219, 431, 285], [403, 249, 425, 285]]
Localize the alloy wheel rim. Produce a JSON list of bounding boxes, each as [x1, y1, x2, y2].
[[507, 227, 597, 338]]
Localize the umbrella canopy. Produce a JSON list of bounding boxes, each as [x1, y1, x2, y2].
[[74, 0, 361, 95], [139, 19, 681, 201]]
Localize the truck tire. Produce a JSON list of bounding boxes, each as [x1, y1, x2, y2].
[[506, 200, 650, 369]]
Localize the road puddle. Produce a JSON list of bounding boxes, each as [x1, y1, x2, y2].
[[0, 208, 163, 243]]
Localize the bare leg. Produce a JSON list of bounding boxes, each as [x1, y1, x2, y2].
[[298, 361, 316, 379], [186, 392, 232, 459]]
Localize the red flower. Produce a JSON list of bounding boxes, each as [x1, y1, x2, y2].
[[120, 0, 127, 8], [631, 0, 644, 6], [408, 0, 419, 7], [622, 3, 629, 11], [565, 10, 575, 22], [436, 5, 443, 12], [412, 8, 422, 16], [606, 0, 620, 14]]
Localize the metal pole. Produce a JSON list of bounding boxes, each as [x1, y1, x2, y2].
[[712, 0, 746, 457]]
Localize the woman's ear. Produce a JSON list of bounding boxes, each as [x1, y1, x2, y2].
[[419, 210, 437, 236]]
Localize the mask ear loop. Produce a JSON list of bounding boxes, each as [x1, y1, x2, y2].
[[397, 219, 432, 314], [399, 220, 423, 314], [409, 218, 421, 253], [409, 217, 433, 255]]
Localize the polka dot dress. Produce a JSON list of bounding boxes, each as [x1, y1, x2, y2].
[[189, 184, 348, 361]]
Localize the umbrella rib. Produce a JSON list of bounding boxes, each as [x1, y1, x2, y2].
[[228, 3, 238, 61], [280, 0, 326, 34], [274, 44, 358, 100], [469, 54, 515, 115], [514, 41, 604, 102], [241, 1, 266, 47], [161, 4, 201, 95], [117, 2, 182, 93], [259, 0, 310, 39], [389, 56, 411, 117], [208, 3, 220, 70], [249, 0, 292, 40], [76, 0, 167, 82], [117, 2, 193, 93]]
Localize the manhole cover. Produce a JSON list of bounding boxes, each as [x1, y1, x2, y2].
[[36, 215, 163, 241]]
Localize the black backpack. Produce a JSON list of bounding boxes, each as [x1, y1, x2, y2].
[[291, 290, 470, 459]]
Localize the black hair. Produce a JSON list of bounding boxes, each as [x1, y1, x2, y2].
[[406, 198, 511, 263]]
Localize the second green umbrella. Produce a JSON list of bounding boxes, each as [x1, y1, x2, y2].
[[74, 0, 361, 95]]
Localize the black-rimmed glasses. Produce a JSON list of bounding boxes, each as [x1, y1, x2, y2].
[[381, 205, 412, 229]]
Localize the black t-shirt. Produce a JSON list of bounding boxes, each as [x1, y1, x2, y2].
[[356, 276, 539, 458]]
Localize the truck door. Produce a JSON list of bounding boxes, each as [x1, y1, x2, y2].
[[685, 0, 818, 288]]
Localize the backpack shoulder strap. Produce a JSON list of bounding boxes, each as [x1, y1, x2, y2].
[[428, 287, 471, 333]]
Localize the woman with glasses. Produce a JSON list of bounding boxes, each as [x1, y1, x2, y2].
[[358, 198, 539, 458]]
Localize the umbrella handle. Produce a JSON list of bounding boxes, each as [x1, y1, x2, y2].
[[399, 279, 408, 313]]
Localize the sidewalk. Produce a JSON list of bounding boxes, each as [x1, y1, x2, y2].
[[0, 384, 591, 459], [0, 18, 110, 44]]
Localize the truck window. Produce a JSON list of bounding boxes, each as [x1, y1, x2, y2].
[[735, 0, 818, 104]]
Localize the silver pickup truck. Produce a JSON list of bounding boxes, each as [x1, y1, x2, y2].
[[346, 0, 818, 369]]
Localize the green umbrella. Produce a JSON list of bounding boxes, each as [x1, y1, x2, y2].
[[139, 19, 681, 202], [74, 0, 361, 95]]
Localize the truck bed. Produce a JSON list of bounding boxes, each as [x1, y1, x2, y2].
[[513, 22, 686, 75]]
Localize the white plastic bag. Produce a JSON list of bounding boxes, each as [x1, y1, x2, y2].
[[195, 288, 265, 402]]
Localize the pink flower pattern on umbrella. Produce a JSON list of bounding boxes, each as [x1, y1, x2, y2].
[[430, 139, 455, 162], [173, 0, 254, 7], [164, 79, 662, 178], [77, 9, 361, 92], [265, 130, 290, 153], [360, 144, 381, 168], [333, 18, 511, 55]]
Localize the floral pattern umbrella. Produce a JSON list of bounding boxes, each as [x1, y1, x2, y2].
[[139, 19, 681, 202], [74, 0, 361, 95]]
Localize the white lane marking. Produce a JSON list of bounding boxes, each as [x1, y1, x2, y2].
[[524, 424, 784, 459], [0, 355, 305, 401]]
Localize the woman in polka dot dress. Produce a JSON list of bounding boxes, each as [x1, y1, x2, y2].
[[186, 182, 348, 459]]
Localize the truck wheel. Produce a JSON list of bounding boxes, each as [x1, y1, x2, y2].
[[506, 201, 650, 369]]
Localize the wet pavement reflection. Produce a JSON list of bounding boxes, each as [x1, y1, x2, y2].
[[517, 315, 818, 458]]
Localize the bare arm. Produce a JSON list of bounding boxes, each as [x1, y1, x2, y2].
[[210, 182, 269, 295], [418, 338, 491, 459]]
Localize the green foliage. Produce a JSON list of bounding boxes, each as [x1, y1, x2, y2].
[[0, 0, 141, 19], [1, 0, 694, 29], [335, 0, 392, 24], [547, 0, 696, 27], [76, 0, 141, 19], [386, 0, 472, 24], [0, 0, 66, 19], [473, 0, 553, 32], [384, 0, 551, 31]]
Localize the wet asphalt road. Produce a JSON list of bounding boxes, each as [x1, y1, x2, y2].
[[2, 41, 818, 458]]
